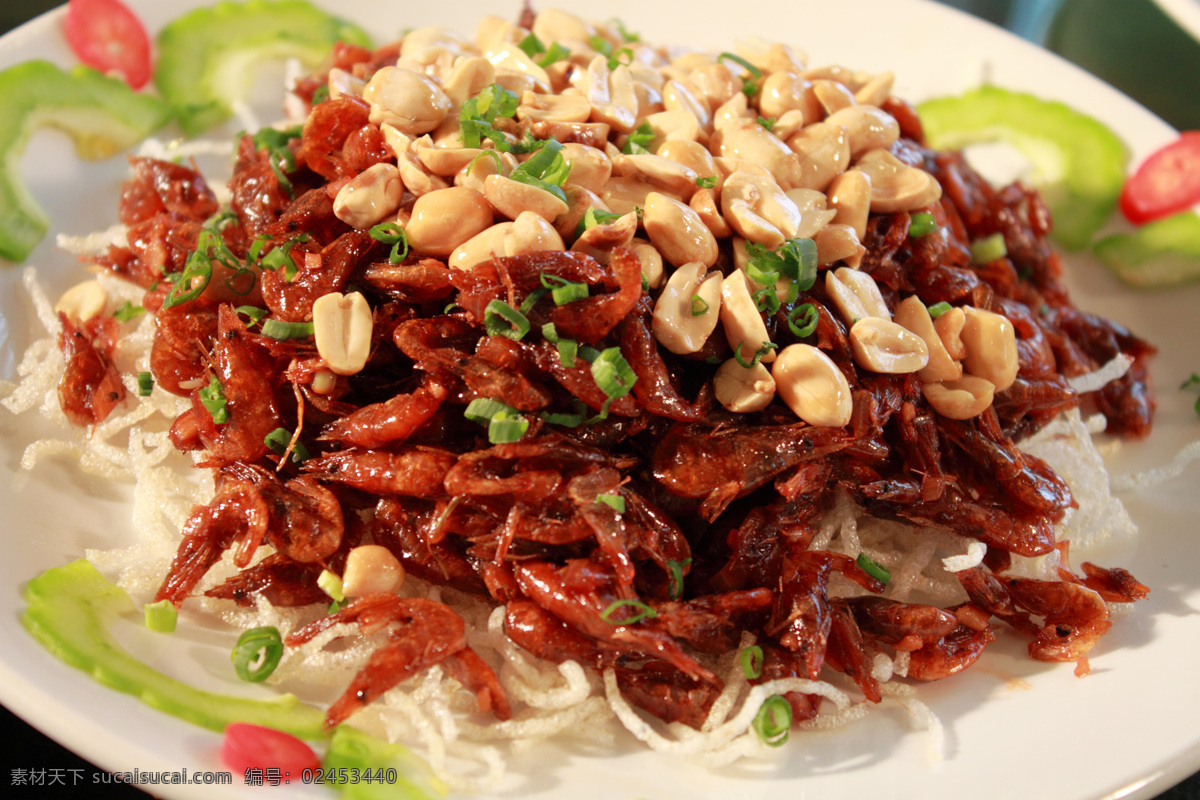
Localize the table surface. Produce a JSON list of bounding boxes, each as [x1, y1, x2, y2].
[[1, 1, 1196, 798]]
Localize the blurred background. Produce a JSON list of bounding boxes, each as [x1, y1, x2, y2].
[[1, 0, 1197, 797]]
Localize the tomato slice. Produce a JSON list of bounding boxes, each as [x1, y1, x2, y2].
[[220, 722, 321, 779], [63, 0, 153, 89], [1119, 131, 1200, 225]]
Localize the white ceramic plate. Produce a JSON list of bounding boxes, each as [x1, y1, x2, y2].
[[2, 1, 1199, 798]]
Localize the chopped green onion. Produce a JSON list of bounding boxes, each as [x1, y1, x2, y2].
[[539, 407, 588, 428], [696, 175, 718, 189], [734, 341, 778, 369], [596, 493, 625, 513], [264, 427, 310, 463], [464, 398, 518, 425], [740, 645, 764, 680], [311, 85, 330, 105], [717, 52, 762, 78], [970, 233, 1008, 264], [460, 84, 520, 150], [600, 599, 658, 625], [260, 319, 314, 340], [231, 626, 283, 683], [690, 295, 709, 316], [137, 371, 154, 397], [609, 17, 640, 42], [540, 272, 589, 305], [113, 301, 145, 322], [487, 410, 529, 444], [578, 205, 624, 236], [144, 600, 176, 633], [198, 374, 228, 424], [519, 32, 545, 58], [856, 552, 891, 585], [591, 347, 637, 399], [248, 125, 302, 199], [666, 557, 690, 601], [752, 284, 781, 315], [757, 116, 776, 131], [745, 239, 818, 302], [509, 139, 570, 202], [1182, 373, 1200, 416], [465, 398, 530, 444], [369, 222, 409, 264], [927, 301, 953, 319], [752, 695, 792, 747], [162, 243, 214, 308], [908, 212, 938, 238], [557, 339, 578, 368], [786, 304, 819, 338], [318, 569, 345, 603], [623, 121, 655, 155], [520, 286, 551, 315], [260, 233, 309, 280], [235, 305, 269, 325], [484, 299, 531, 340], [538, 42, 571, 68]]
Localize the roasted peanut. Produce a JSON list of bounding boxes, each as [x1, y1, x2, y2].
[[960, 306, 1018, 391], [720, 170, 801, 249], [406, 186, 494, 257], [642, 192, 719, 267], [934, 306, 967, 360], [55, 280, 108, 323], [651, 261, 722, 354], [713, 358, 776, 413], [342, 545, 405, 597], [826, 170, 872, 239], [922, 375, 996, 420], [823, 105, 899, 158], [786, 121, 850, 191], [848, 317, 929, 374], [771, 343, 854, 427], [363, 66, 452, 135], [814, 224, 866, 269], [719, 271, 775, 364], [332, 163, 403, 229], [825, 267, 890, 325], [893, 296, 963, 383], [484, 173, 570, 222], [855, 148, 942, 213], [313, 291, 373, 376]]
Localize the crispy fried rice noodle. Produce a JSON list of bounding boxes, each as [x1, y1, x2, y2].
[[1, 7, 1175, 791]]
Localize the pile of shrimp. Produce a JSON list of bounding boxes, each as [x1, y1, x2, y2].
[[5, 5, 1155, 787]]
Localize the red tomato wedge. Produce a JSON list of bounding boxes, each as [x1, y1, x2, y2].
[[1119, 131, 1200, 225], [63, 0, 153, 89], [220, 723, 321, 779]]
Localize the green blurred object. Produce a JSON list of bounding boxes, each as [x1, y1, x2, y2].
[[1046, 0, 1200, 131]]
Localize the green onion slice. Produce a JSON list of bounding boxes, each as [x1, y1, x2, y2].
[[623, 121, 655, 155], [717, 52, 763, 79], [231, 626, 283, 683], [908, 212, 938, 238], [484, 300, 531, 340], [600, 599, 658, 625], [198, 374, 228, 424], [752, 695, 792, 747], [596, 493, 625, 513], [696, 175, 718, 189], [666, 557, 691, 601], [264, 426, 310, 464], [144, 600, 176, 633], [113, 301, 145, 322], [856, 552, 891, 585], [260, 319, 314, 340], [540, 272, 589, 305], [734, 341, 778, 369], [927, 301, 953, 319], [137, 371, 154, 397], [786, 303, 819, 338], [740, 645, 764, 680], [690, 295, 709, 316], [369, 222, 409, 264], [318, 569, 345, 602], [591, 347, 637, 399], [970, 232, 1008, 264]]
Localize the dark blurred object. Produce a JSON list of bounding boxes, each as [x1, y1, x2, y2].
[[1046, 0, 1200, 131]]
